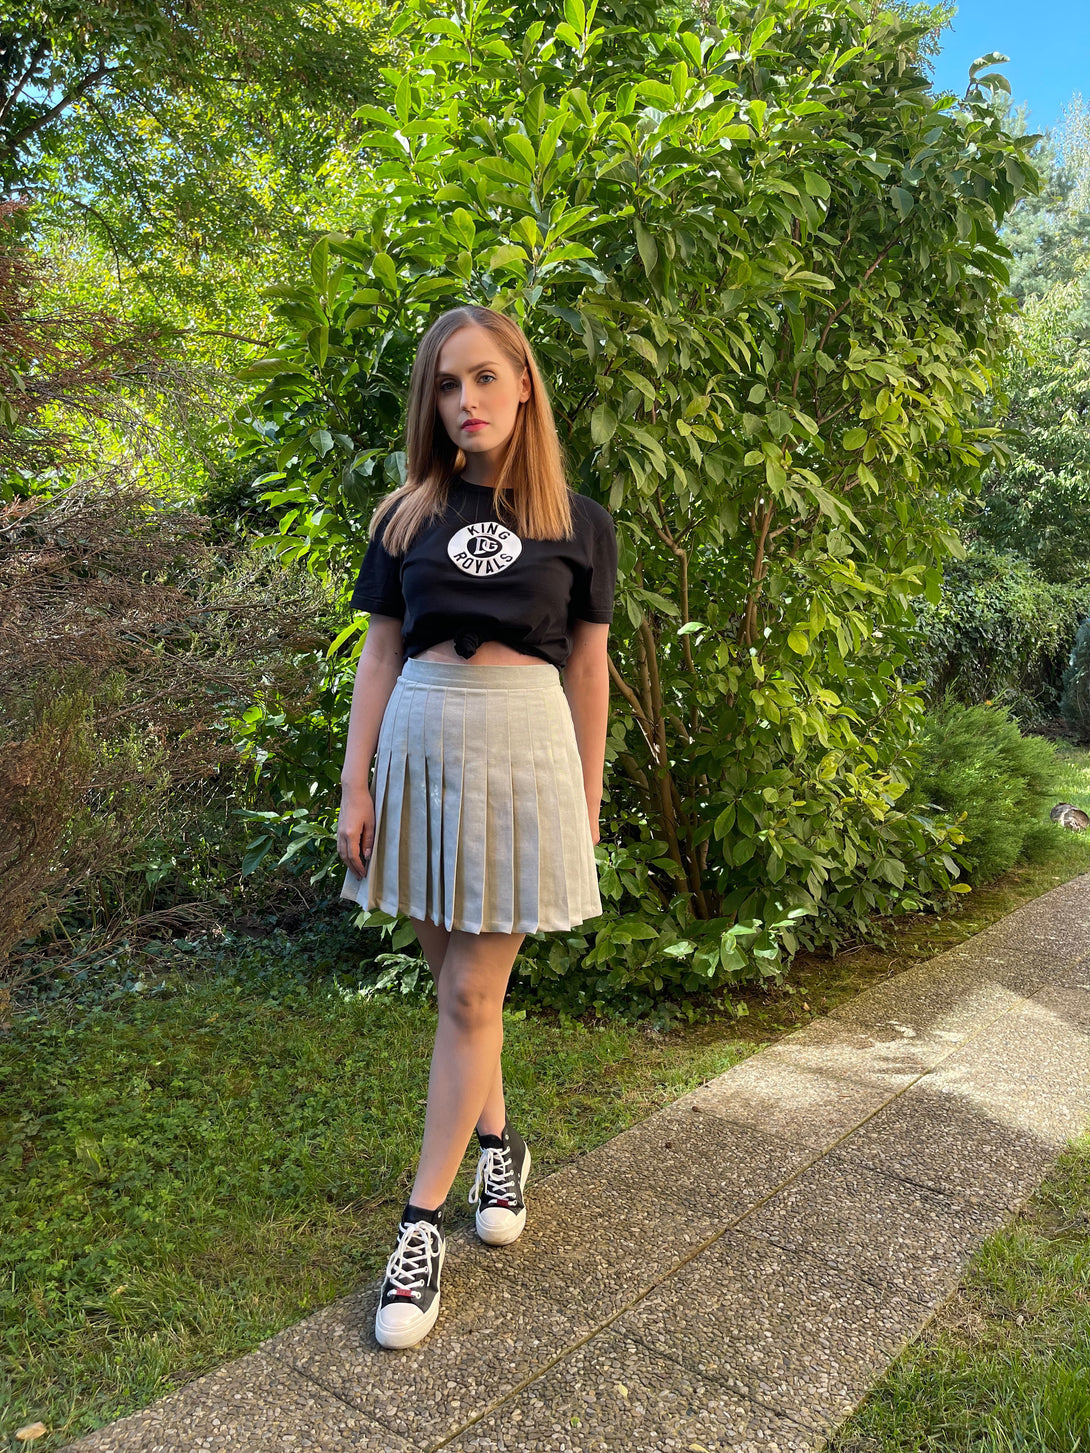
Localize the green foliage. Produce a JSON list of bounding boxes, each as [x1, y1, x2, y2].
[[1004, 97, 1090, 336], [977, 100, 1090, 594], [917, 103, 1090, 723], [4, 1, 389, 303], [231, 651, 360, 887], [1061, 616, 1090, 741], [231, 0, 1036, 993], [911, 548, 1090, 720], [907, 702, 1059, 884], [973, 273, 1090, 583]]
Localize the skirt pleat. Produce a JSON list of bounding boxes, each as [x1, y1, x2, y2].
[[340, 658, 602, 935], [424, 688, 445, 925], [440, 688, 467, 930], [511, 689, 542, 933], [533, 692, 570, 928], [404, 684, 433, 920], [453, 689, 486, 931], [485, 686, 516, 932], [384, 683, 414, 913]]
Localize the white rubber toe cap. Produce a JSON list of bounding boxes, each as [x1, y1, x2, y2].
[[375, 1297, 439, 1349], [476, 1205, 527, 1245]]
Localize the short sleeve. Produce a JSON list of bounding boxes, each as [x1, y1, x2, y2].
[[349, 512, 405, 618], [570, 500, 618, 624]]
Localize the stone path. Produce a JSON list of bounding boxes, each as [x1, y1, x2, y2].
[[65, 875, 1090, 1452]]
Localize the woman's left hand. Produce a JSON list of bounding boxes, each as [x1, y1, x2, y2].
[[588, 808, 601, 846]]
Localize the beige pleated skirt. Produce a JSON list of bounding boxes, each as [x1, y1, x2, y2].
[[339, 658, 602, 935]]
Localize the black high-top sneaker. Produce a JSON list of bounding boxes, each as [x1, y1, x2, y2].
[[374, 1201, 447, 1349], [469, 1122, 531, 1245]]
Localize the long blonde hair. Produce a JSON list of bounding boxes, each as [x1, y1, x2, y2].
[[372, 305, 573, 554]]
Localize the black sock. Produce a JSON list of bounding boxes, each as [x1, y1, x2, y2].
[[403, 1200, 445, 1228], [477, 1117, 510, 1146]]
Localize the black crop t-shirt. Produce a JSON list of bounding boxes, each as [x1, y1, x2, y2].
[[349, 477, 617, 668]]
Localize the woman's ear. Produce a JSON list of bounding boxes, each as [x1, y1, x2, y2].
[[519, 367, 532, 404]]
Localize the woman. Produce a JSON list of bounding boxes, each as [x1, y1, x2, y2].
[[336, 304, 617, 1350]]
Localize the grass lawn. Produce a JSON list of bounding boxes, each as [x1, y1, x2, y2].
[[3, 743, 1090, 1447], [1, 935, 761, 1449], [828, 1135, 1090, 1453]]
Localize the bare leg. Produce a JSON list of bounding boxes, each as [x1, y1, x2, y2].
[[408, 927, 523, 1210], [411, 917, 508, 1138]]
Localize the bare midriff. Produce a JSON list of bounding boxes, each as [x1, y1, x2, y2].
[[416, 639, 551, 666]]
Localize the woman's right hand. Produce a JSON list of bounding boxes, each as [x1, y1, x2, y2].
[[337, 786, 375, 879]]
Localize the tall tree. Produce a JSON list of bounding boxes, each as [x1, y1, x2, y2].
[[973, 274, 1090, 583], [918, 97, 1090, 719], [974, 97, 1090, 577], [1004, 96, 1090, 335], [2, 1, 388, 308]]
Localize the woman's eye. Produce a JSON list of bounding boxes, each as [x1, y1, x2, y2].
[[438, 373, 496, 391]]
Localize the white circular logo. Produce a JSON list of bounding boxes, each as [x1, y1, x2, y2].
[[447, 521, 523, 576]]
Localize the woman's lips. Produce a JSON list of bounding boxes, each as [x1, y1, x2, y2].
[[462, 420, 488, 431]]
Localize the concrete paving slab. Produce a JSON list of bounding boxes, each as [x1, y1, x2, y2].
[[903, 1070, 1085, 1155], [937, 943, 1052, 995], [1030, 983, 1090, 1029], [919, 995, 1090, 1149], [762, 1017, 958, 1086], [740, 1150, 1007, 1306], [823, 957, 1027, 1052], [961, 874, 1090, 971], [462, 1161, 726, 1326], [669, 1047, 913, 1152], [62, 1350, 408, 1452], [567, 1104, 818, 1222], [441, 1330, 812, 1453], [1038, 953, 1090, 990], [614, 1230, 929, 1435], [835, 1079, 1060, 1210], [264, 1249, 582, 1446]]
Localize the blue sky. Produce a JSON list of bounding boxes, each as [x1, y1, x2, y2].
[[930, 0, 1089, 135]]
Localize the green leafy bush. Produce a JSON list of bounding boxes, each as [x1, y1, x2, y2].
[[911, 548, 1090, 720], [973, 286, 1090, 585], [231, 0, 1036, 997], [907, 702, 1059, 884]]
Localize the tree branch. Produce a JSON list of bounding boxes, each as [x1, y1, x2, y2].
[[818, 232, 902, 355], [638, 617, 709, 916], [4, 59, 118, 156], [69, 200, 128, 293], [0, 39, 49, 123], [83, 96, 162, 230], [607, 653, 654, 746], [741, 500, 776, 647], [650, 493, 694, 674]]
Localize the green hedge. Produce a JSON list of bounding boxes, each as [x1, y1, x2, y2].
[[1061, 616, 1090, 740], [907, 702, 1058, 884], [911, 549, 1090, 721]]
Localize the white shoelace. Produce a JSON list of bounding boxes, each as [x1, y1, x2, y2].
[[468, 1145, 517, 1208], [383, 1219, 443, 1300]]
